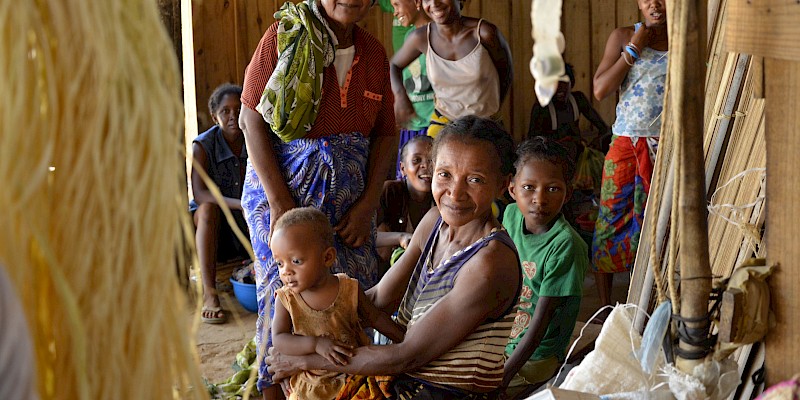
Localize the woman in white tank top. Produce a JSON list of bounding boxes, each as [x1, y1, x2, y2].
[[389, 0, 513, 137]]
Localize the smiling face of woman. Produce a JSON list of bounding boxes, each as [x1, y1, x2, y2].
[[320, 0, 373, 28], [422, 0, 461, 25], [391, 0, 420, 27], [432, 138, 507, 228]]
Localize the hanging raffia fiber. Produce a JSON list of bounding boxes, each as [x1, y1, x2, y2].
[[0, 1, 208, 399]]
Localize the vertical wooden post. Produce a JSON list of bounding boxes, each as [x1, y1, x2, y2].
[[181, 0, 198, 198], [590, 0, 618, 125], [157, 0, 182, 67], [764, 58, 800, 385], [724, 0, 800, 384], [510, 0, 533, 144], [668, 0, 712, 373]]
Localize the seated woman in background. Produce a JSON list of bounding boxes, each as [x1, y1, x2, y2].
[[267, 116, 522, 399], [390, 0, 513, 137], [528, 64, 610, 159], [190, 83, 250, 325], [376, 135, 434, 270]]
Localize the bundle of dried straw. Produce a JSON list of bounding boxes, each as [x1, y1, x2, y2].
[[0, 1, 207, 398]]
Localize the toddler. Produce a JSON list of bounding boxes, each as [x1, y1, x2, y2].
[[271, 207, 405, 400]]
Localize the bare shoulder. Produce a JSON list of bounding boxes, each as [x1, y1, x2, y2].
[[609, 26, 635, 47], [413, 207, 442, 239], [191, 141, 208, 159], [475, 18, 501, 43], [404, 25, 429, 51], [454, 235, 519, 315], [463, 236, 518, 279], [407, 25, 428, 42]]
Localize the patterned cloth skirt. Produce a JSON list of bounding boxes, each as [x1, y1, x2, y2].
[[241, 132, 379, 389], [591, 135, 658, 273]]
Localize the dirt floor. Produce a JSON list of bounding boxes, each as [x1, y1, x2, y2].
[[193, 265, 631, 386], [194, 265, 258, 384]]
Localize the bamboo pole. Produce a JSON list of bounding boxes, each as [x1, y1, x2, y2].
[[668, 0, 712, 373]]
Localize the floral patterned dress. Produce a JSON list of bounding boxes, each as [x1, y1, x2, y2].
[[592, 23, 667, 274]]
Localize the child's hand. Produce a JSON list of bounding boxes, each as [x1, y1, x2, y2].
[[314, 337, 355, 366], [399, 233, 412, 249]]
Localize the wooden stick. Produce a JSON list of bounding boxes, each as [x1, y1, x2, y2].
[[668, 0, 712, 373]]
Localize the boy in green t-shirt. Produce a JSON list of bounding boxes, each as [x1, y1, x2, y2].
[[500, 136, 589, 395]]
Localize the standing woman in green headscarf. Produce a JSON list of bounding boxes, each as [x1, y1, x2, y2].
[[238, 0, 396, 398]]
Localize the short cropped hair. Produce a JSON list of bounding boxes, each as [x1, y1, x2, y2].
[[400, 135, 433, 161], [434, 115, 516, 176], [514, 136, 575, 184], [273, 207, 335, 249], [208, 83, 243, 115]]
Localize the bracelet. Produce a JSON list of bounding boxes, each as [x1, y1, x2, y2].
[[627, 41, 641, 54], [621, 51, 634, 66], [624, 45, 640, 60]]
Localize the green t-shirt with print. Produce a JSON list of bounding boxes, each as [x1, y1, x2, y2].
[[378, 0, 434, 130], [503, 207, 589, 362], [400, 28, 435, 130]]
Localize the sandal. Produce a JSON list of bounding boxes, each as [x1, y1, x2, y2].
[[201, 306, 228, 324]]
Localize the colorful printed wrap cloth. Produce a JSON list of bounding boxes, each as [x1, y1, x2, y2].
[[591, 135, 657, 273], [256, 0, 336, 142], [240, 132, 380, 390]]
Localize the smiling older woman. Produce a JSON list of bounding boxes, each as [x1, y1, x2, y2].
[[238, 0, 397, 398], [267, 116, 522, 399]]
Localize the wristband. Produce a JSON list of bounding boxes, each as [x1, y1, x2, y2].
[[621, 51, 634, 66], [624, 45, 640, 60]]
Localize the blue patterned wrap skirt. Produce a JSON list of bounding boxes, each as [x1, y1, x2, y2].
[[241, 132, 379, 390]]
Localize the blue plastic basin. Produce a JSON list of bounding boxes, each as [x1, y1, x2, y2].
[[230, 278, 258, 313]]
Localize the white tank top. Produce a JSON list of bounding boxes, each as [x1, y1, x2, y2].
[[426, 20, 501, 121]]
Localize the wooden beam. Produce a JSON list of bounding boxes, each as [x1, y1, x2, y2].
[[616, 0, 639, 30], [157, 0, 182, 68], [510, 0, 533, 143], [481, 0, 512, 137], [562, 0, 592, 132], [181, 0, 198, 198], [668, 0, 712, 373], [764, 58, 800, 385], [726, 0, 800, 61], [590, 0, 618, 126]]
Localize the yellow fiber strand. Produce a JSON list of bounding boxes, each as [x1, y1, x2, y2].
[[0, 1, 208, 399]]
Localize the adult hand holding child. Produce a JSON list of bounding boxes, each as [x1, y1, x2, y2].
[[269, 116, 522, 399]]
